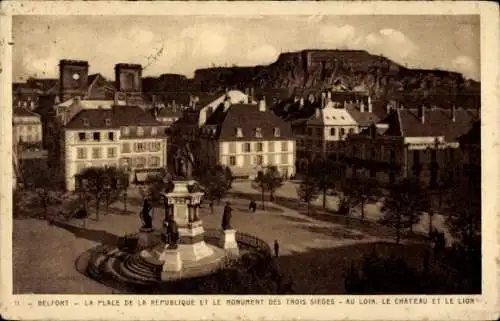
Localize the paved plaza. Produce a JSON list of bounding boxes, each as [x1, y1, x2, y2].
[[13, 181, 445, 294]]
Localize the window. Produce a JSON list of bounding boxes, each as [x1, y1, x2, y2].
[[229, 143, 236, 154], [235, 128, 243, 137], [76, 148, 87, 159], [27, 125, 32, 131], [135, 156, 146, 168], [151, 127, 157, 136], [243, 143, 251, 152], [340, 128, 346, 138], [256, 142, 263, 152], [108, 132, 114, 141], [148, 156, 161, 168], [256, 155, 263, 165], [93, 132, 101, 142], [316, 140, 322, 147], [150, 142, 161, 152], [330, 128, 336, 136], [280, 154, 288, 165], [107, 147, 117, 158], [229, 156, 236, 166], [281, 141, 289, 152], [122, 143, 130, 153], [92, 147, 102, 159], [137, 127, 144, 136], [349, 128, 355, 135], [122, 127, 130, 136], [78, 132, 86, 141], [255, 128, 263, 138], [268, 154, 275, 164], [273, 128, 280, 137], [268, 141, 275, 153], [105, 118, 111, 127], [316, 128, 322, 137], [76, 163, 86, 175], [307, 128, 313, 136], [135, 142, 145, 152], [82, 118, 89, 127]]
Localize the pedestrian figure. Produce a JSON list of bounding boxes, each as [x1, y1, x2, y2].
[[249, 200, 257, 213], [222, 202, 232, 230], [274, 240, 280, 257]]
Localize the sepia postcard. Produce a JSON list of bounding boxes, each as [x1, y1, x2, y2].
[[0, 1, 499, 320]]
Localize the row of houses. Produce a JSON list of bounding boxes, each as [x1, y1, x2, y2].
[[13, 59, 480, 193]]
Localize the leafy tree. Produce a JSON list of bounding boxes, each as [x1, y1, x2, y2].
[[253, 166, 284, 209], [145, 170, 174, 217], [379, 178, 431, 244], [445, 182, 481, 254], [339, 177, 379, 219], [310, 159, 343, 209], [117, 172, 130, 212], [77, 167, 118, 221], [35, 188, 63, 220], [101, 167, 128, 214], [197, 165, 233, 209], [296, 172, 320, 215]]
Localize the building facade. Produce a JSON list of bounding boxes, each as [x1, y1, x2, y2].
[[342, 105, 479, 187], [13, 107, 43, 147], [198, 99, 295, 179]]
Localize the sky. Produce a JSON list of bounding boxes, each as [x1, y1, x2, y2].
[[12, 15, 480, 82]]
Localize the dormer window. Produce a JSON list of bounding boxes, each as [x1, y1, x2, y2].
[[105, 118, 111, 127], [255, 128, 263, 138], [235, 128, 243, 137], [137, 127, 144, 136], [273, 128, 280, 137], [151, 127, 157, 136], [82, 118, 89, 127], [122, 127, 130, 136]]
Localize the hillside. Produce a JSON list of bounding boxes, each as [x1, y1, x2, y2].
[[142, 49, 480, 105]]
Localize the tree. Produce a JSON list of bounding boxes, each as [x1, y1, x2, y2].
[[145, 170, 174, 218], [253, 166, 284, 209], [379, 178, 431, 244], [77, 167, 108, 221], [197, 165, 233, 209], [339, 177, 379, 219], [310, 159, 343, 209], [296, 173, 320, 215], [118, 172, 130, 212], [445, 181, 481, 254]]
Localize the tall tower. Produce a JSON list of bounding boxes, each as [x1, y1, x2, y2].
[[59, 60, 89, 102], [114, 63, 143, 106]]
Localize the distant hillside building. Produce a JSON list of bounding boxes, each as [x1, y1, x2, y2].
[[198, 99, 295, 179], [342, 105, 479, 187]]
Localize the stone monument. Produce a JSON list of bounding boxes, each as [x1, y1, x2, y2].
[[159, 217, 183, 279], [219, 202, 239, 255], [159, 144, 214, 264]]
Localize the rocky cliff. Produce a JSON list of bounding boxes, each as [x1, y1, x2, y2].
[[142, 49, 480, 103]]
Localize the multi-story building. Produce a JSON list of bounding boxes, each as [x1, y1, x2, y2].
[[342, 104, 479, 187], [198, 98, 295, 179], [13, 107, 43, 147], [64, 105, 168, 191], [291, 91, 379, 171]]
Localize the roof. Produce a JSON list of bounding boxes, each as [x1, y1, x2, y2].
[[65, 105, 164, 130], [306, 102, 358, 126], [202, 103, 293, 141], [346, 106, 380, 127], [157, 107, 183, 118], [382, 107, 479, 142], [13, 107, 40, 118], [56, 98, 115, 109]]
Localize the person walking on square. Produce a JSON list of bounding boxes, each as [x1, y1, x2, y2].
[[274, 239, 280, 257]]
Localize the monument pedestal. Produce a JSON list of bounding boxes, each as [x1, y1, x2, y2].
[[178, 220, 214, 262], [160, 248, 183, 281], [136, 228, 156, 250], [219, 229, 239, 256]]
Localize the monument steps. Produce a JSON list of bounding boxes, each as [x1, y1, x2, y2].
[[123, 256, 160, 280]]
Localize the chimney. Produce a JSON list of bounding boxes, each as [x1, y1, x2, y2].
[[451, 105, 456, 122], [258, 97, 266, 112], [315, 107, 321, 118], [368, 96, 373, 113], [419, 104, 426, 124]]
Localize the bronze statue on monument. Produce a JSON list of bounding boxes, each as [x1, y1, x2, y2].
[[172, 136, 196, 181]]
